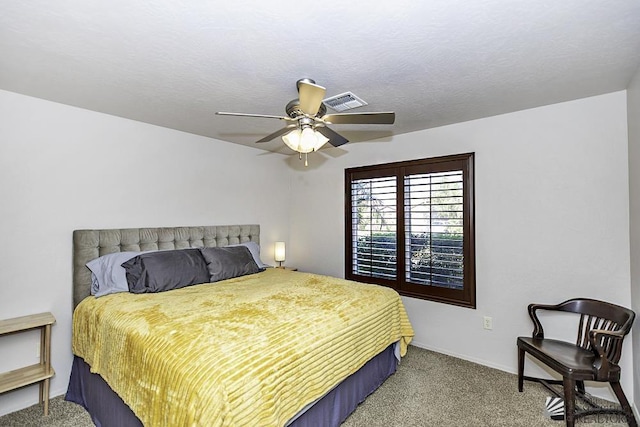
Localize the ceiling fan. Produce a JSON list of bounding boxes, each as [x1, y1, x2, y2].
[[216, 78, 395, 166]]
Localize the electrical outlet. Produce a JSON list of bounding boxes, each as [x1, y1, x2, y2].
[[483, 316, 493, 330]]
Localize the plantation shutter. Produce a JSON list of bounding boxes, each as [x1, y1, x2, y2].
[[350, 175, 397, 280], [345, 153, 475, 308], [404, 170, 464, 289]]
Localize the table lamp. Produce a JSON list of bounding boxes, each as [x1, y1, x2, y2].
[[274, 241, 286, 268]]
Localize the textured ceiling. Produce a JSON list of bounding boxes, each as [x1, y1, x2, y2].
[[2, 1, 640, 155]]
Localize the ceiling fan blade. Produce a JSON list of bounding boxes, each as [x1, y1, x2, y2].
[[298, 81, 326, 116], [216, 112, 292, 121], [322, 112, 395, 125], [256, 125, 297, 143], [315, 126, 349, 147]]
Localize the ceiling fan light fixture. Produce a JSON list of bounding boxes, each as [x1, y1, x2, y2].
[[282, 127, 329, 154]]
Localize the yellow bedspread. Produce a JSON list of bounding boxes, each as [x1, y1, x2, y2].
[[73, 268, 414, 426]]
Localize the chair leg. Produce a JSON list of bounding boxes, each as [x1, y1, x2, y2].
[[610, 381, 637, 427], [518, 347, 524, 392], [576, 380, 585, 395], [563, 377, 576, 427]]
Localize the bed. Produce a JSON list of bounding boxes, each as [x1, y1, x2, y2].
[[66, 224, 414, 426]]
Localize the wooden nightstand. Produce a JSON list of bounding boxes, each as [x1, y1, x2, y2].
[[0, 312, 56, 415], [275, 266, 298, 271]]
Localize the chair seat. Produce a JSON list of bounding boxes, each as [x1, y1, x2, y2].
[[517, 336, 620, 381]]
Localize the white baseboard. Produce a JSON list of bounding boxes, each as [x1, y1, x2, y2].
[[409, 339, 516, 374]]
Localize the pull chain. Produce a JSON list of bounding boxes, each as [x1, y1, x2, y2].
[[297, 152, 310, 167]]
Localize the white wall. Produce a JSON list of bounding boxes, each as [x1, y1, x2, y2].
[[289, 91, 633, 400], [0, 90, 292, 416], [628, 65, 640, 412]]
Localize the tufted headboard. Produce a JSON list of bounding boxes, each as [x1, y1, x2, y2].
[[72, 224, 260, 309]]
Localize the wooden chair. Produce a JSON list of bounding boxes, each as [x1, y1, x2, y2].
[[517, 298, 636, 427]]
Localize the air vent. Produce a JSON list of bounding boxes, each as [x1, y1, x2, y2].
[[323, 92, 368, 112]]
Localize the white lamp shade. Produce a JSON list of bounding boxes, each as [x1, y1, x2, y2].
[[282, 128, 329, 153], [274, 241, 286, 262]]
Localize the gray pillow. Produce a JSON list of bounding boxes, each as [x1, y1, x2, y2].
[[199, 246, 261, 283], [122, 249, 210, 294], [87, 251, 143, 297], [228, 241, 270, 269]]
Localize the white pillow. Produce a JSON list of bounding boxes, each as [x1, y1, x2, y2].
[[229, 241, 270, 269], [87, 251, 143, 297]]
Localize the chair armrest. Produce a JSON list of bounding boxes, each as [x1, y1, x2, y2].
[[528, 302, 564, 339], [588, 329, 624, 381]]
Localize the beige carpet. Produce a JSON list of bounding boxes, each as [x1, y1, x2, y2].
[[0, 346, 628, 426]]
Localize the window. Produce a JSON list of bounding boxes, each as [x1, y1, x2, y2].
[[345, 153, 475, 308]]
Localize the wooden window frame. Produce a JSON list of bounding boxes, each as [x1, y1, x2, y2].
[[345, 153, 476, 308]]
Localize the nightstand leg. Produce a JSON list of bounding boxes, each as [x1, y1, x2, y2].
[[43, 378, 50, 415], [39, 327, 45, 407], [39, 324, 52, 415]]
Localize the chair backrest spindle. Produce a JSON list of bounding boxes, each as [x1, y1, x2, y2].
[[564, 299, 632, 364]]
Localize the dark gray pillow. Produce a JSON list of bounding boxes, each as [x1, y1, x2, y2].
[[122, 249, 210, 294], [199, 246, 261, 283]]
